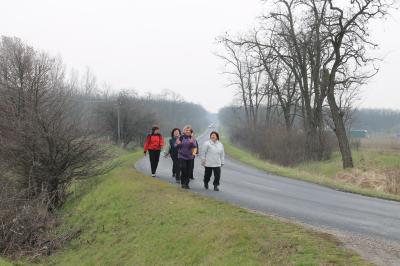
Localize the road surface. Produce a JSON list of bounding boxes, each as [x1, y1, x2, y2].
[[136, 129, 400, 245]]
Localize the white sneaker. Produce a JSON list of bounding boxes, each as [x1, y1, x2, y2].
[[151, 174, 156, 177]]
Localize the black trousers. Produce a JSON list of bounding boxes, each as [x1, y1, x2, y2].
[[171, 156, 180, 180], [179, 159, 193, 186], [189, 159, 195, 179], [204, 167, 221, 186], [148, 150, 161, 174]]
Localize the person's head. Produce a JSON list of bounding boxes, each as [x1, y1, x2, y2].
[[210, 131, 220, 142], [183, 125, 192, 136], [171, 128, 181, 138], [151, 125, 160, 135]]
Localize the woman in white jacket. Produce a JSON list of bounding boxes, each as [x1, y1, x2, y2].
[[201, 131, 225, 191]]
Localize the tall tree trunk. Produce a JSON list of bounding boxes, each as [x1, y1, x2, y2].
[[315, 101, 326, 160], [302, 95, 320, 161], [283, 104, 292, 132], [327, 90, 354, 168]]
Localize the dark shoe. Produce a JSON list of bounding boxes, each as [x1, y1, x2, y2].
[[214, 186, 219, 191], [204, 183, 209, 190]]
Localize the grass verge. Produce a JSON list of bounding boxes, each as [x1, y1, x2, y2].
[[8, 150, 369, 266], [0, 258, 13, 266], [223, 138, 400, 202]]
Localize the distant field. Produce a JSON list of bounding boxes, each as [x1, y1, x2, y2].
[[7, 150, 367, 266], [223, 138, 400, 202], [360, 136, 400, 152]]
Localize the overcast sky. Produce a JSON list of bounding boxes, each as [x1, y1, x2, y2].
[[1, 0, 399, 113]]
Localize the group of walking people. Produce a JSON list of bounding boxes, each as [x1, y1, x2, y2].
[[143, 125, 225, 191]]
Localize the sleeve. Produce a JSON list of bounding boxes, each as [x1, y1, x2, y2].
[[221, 144, 225, 165], [174, 137, 182, 148], [143, 136, 150, 152], [190, 138, 197, 148], [200, 142, 208, 162], [160, 136, 165, 148]]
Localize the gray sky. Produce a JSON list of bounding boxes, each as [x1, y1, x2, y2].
[[1, 0, 399, 112]]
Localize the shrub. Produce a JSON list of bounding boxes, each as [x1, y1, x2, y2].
[[0, 36, 106, 208], [230, 126, 334, 166], [0, 180, 80, 259]]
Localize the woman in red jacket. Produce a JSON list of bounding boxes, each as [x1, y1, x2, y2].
[[144, 125, 165, 177]]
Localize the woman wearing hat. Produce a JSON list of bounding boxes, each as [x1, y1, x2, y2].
[[144, 125, 165, 177]]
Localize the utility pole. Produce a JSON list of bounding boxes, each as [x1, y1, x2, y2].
[[117, 99, 121, 145], [85, 98, 122, 145]]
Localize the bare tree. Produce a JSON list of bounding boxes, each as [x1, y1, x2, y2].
[[320, 0, 392, 168], [0, 36, 105, 207], [217, 36, 268, 129], [252, 31, 300, 131]]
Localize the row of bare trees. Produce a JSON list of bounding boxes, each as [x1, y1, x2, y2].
[[218, 0, 393, 168], [0, 36, 210, 258], [91, 90, 210, 148]]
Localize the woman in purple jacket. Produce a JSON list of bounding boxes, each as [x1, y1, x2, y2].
[[175, 125, 197, 189]]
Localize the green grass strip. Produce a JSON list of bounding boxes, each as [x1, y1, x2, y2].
[[10, 150, 369, 266]]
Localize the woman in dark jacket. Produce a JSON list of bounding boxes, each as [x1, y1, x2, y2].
[[143, 125, 165, 177], [175, 125, 197, 189], [165, 128, 181, 183]]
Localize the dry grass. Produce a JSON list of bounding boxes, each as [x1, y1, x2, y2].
[[334, 168, 400, 194], [334, 138, 400, 195], [360, 137, 400, 152], [383, 168, 400, 194]]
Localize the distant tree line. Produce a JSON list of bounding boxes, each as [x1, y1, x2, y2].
[[352, 109, 400, 134], [0, 36, 209, 258], [218, 0, 393, 168], [89, 90, 209, 148]]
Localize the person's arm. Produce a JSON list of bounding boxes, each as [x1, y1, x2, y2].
[[195, 140, 200, 155], [200, 142, 205, 161], [163, 138, 171, 156], [189, 137, 197, 148], [220, 144, 225, 166], [160, 136, 165, 148], [174, 137, 182, 148], [200, 142, 209, 166], [143, 136, 150, 154]]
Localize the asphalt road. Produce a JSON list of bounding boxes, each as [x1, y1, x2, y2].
[[136, 129, 400, 243]]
